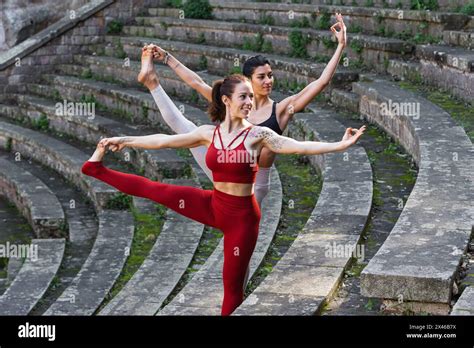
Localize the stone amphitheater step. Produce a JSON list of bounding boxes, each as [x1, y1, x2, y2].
[[7, 93, 188, 179], [443, 30, 474, 49], [32, 73, 210, 128], [0, 238, 65, 315], [0, 119, 116, 210], [451, 286, 474, 315], [1, 149, 100, 315], [104, 35, 358, 88], [157, 167, 282, 315], [55, 55, 212, 108], [222, 0, 470, 12], [351, 77, 474, 304], [0, 157, 65, 238], [233, 106, 372, 315], [126, 16, 413, 72], [388, 44, 474, 103], [99, 178, 205, 315], [43, 210, 134, 315], [152, 0, 470, 33], [0, 120, 116, 210]]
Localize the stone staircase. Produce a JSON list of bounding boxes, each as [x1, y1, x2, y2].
[[0, 0, 472, 316]]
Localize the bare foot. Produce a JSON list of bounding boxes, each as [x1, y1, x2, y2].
[[137, 45, 160, 90], [88, 141, 107, 162]]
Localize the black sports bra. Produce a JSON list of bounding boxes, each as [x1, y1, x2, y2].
[[257, 101, 283, 135]]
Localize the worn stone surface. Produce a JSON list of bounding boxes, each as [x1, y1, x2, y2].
[[43, 210, 133, 315], [451, 286, 474, 315], [9, 92, 188, 179], [0, 157, 65, 238], [0, 120, 117, 209], [0, 238, 65, 315], [115, 36, 358, 88], [353, 78, 474, 303]]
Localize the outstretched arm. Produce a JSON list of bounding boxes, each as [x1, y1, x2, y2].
[[100, 125, 211, 151], [253, 125, 365, 155], [278, 13, 347, 118], [150, 44, 212, 102]]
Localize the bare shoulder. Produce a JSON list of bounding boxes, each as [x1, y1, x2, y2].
[[195, 124, 216, 143]]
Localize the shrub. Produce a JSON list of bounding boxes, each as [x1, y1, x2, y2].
[[106, 20, 123, 34], [183, 0, 213, 19]]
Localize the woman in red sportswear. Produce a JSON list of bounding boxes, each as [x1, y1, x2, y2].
[[82, 73, 365, 316]]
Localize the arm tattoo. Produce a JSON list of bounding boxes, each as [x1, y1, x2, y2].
[[251, 127, 285, 151]]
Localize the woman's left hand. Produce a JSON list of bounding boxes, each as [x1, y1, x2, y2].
[[331, 13, 347, 47]]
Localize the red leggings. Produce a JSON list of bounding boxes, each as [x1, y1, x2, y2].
[[81, 161, 261, 316]]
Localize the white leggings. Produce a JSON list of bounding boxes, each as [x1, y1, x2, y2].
[[151, 85, 271, 206]]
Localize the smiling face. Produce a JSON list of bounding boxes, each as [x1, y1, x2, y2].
[[250, 64, 274, 97], [222, 80, 254, 119]]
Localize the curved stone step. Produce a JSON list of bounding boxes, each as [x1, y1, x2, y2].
[[0, 120, 116, 210], [8, 93, 188, 179], [126, 16, 413, 72], [33, 73, 210, 128], [99, 178, 205, 315], [150, 1, 470, 36], [443, 30, 473, 49], [352, 77, 474, 303], [158, 166, 282, 315], [0, 238, 65, 315], [389, 44, 474, 104], [451, 287, 474, 315], [0, 157, 65, 238], [233, 107, 372, 315], [106, 35, 358, 88], [205, 0, 470, 12], [43, 210, 134, 315]]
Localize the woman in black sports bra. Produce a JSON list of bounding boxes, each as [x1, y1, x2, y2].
[[146, 12, 347, 206]]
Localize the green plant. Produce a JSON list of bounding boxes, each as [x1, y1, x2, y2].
[[460, 1, 474, 15], [349, 40, 364, 54], [198, 55, 208, 70], [6, 138, 12, 152], [160, 21, 169, 31], [290, 16, 310, 28], [259, 14, 275, 25], [183, 0, 213, 19], [316, 10, 331, 30], [165, 0, 183, 8], [196, 32, 206, 44], [289, 30, 310, 58], [242, 33, 268, 53], [321, 36, 337, 49], [348, 24, 363, 33], [106, 19, 123, 34], [365, 0, 374, 6], [106, 193, 132, 210], [32, 114, 49, 131], [410, 0, 439, 10], [81, 68, 93, 79], [261, 40, 273, 53]]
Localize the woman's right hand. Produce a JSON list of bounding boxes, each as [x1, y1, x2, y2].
[[341, 126, 366, 148], [148, 44, 168, 62], [99, 137, 127, 152]]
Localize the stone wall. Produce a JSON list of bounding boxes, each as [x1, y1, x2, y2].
[[0, 0, 154, 96], [0, 0, 90, 52]]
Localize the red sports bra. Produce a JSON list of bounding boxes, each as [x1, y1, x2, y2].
[[205, 125, 259, 184]]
